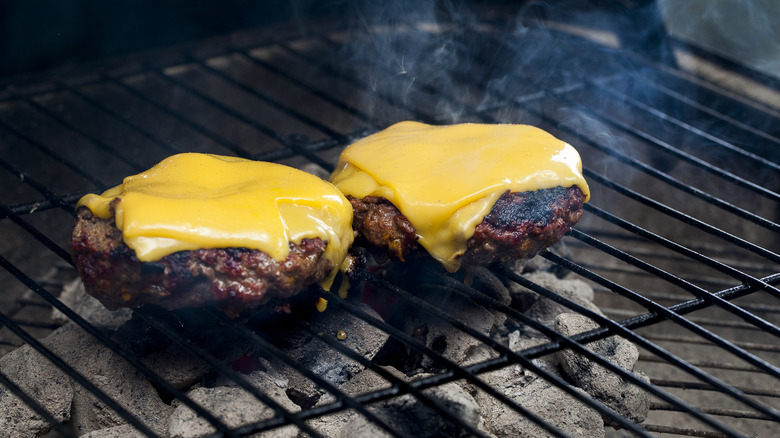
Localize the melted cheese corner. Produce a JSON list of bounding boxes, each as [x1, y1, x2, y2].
[[329, 121, 590, 272], [77, 153, 354, 288]]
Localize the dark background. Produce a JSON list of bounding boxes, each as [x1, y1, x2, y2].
[[0, 0, 352, 77], [0, 0, 673, 78]]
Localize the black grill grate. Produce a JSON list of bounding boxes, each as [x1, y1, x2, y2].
[[1, 6, 779, 438]]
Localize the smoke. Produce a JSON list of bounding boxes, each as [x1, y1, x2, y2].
[[333, 0, 490, 125], [332, 1, 676, 129]]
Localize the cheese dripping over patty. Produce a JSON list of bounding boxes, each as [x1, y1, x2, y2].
[[77, 153, 354, 289], [329, 121, 590, 272]]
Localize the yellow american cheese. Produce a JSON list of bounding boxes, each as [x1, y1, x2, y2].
[[329, 121, 590, 272], [77, 153, 354, 288]]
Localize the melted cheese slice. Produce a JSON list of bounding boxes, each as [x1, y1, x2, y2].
[[78, 153, 354, 288], [329, 121, 589, 272]]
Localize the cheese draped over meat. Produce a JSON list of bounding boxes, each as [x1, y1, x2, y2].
[[77, 153, 354, 288], [329, 121, 590, 272]]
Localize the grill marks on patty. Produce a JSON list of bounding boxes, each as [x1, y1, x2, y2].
[[70, 207, 334, 316], [348, 186, 585, 266]]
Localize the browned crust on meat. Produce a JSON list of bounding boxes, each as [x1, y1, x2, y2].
[[349, 195, 418, 261], [70, 206, 334, 316], [348, 186, 585, 267], [460, 186, 585, 265]]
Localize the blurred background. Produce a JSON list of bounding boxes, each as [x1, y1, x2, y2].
[[2, 0, 778, 80]]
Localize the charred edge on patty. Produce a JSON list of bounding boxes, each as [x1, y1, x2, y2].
[[348, 186, 585, 266], [70, 206, 334, 316]]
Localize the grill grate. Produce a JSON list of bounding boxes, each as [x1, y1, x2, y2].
[[1, 5, 779, 438]]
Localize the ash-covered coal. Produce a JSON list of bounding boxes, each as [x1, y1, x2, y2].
[[351, 246, 649, 437], [1, 245, 648, 437]]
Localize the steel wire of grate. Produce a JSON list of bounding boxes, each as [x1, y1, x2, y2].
[[372, 267, 740, 436], [0, 16, 778, 438]]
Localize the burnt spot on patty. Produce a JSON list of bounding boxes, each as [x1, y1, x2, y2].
[[461, 186, 585, 266], [348, 186, 585, 267], [70, 206, 334, 317], [486, 186, 572, 227]]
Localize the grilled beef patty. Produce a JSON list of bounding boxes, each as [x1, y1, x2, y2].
[[70, 206, 334, 316], [349, 186, 585, 266]]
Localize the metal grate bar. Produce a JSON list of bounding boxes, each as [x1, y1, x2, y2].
[[184, 52, 347, 142], [669, 36, 780, 110], [281, 38, 434, 121], [318, 280, 641, 436], [642, 424, 733, 438], [638, 354, 766, 373], [643, 333, 780, 353], [501, 262, 780, 423], [411, 270, 742, 436], [546, 95, 779, 233], [147, 67, 335, 171], [55, 81, 185, 156], [106, 72, 256, 159], [286, 316, 533, 437], [590, 76, 780, 174], [0, 256, 249, 437], [0, 157, 77, 217], [613, 273, 780, 335], [583, 202, 780, 298], [240, 49, 379, 128], [564, 83, 780, 202], [0, 362, 78, 438], [1, 198, 69, 219], [570, 228, 780, 336], [652, 379, 780, 398], [226, 322, 437, 438], [594, 283, 780, 315], [543, 249, 780, 381], [572, 226, 770, 272], [581, 260, 772, 292], [131, 308, 386, 438], [7, 319, 60, 330], [604, 308, 773, 332], [19, 96, 148, 172], [651, 403, 774, 422], [356, 266, 719, 436], [628, 74, 780, 149], [0, 203, 73, 265], [0, 306, 160, 437], [0, 119, 107, 188], [252, 133, 349, 164]]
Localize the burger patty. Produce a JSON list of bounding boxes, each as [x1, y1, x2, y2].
[[348, 186, 585, 265], [70, 206, 334, 315]]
